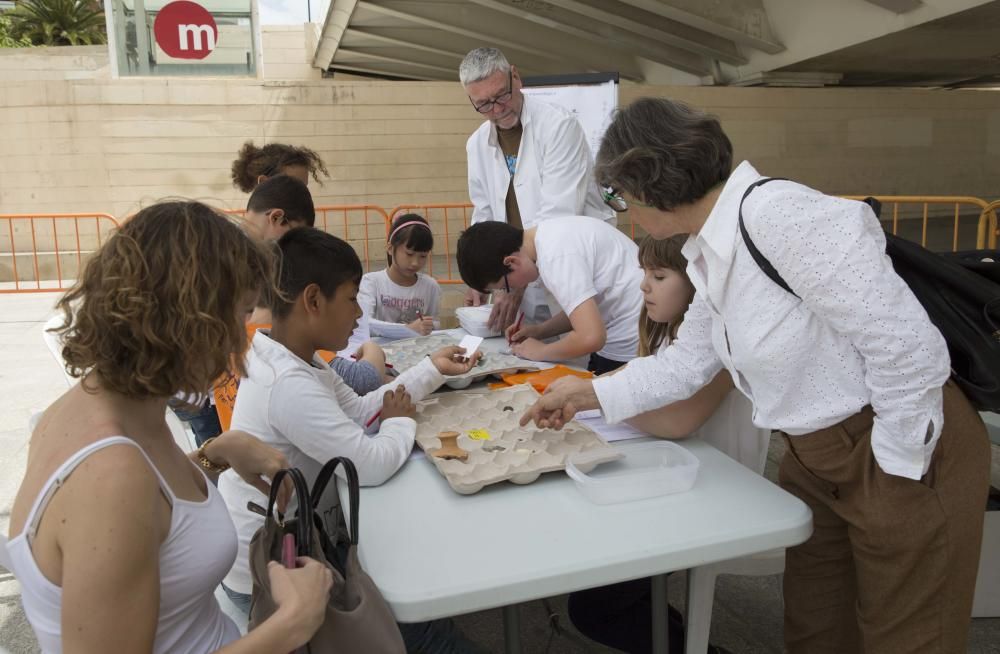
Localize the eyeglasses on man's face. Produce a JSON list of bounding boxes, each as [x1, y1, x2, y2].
[[469, 69, 513, 114], [602, 188, 654, 213]]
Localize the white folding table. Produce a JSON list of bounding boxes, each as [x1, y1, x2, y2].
[[343, 437, 812, 653]]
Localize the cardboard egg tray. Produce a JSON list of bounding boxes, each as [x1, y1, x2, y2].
[[414, 384, 622, 494], [382, 333, 539, 389]]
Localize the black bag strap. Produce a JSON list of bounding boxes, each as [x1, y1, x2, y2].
[[737, 177, 798, 298], [266, 467, 313, 557], [310, 457, 361, 545]]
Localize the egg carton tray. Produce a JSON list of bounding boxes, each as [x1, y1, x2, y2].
[[382, 333, 539, 389], [414, 384, 623, 494]]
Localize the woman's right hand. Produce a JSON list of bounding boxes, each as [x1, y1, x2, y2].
[[268, 558, 333, 647], [381, 386, 416, 421]]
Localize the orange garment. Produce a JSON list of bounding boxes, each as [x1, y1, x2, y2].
[[489, 365, 593, 394]]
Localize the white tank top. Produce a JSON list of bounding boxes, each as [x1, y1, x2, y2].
[[1, 436, 241, 653]]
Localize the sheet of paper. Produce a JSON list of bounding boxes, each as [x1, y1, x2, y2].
[[457, 334, 484, 360], [575, 412, 648, 444]]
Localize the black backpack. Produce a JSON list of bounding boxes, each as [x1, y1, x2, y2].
[[738, 177, 1000, 412]]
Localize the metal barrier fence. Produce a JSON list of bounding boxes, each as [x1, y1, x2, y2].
[[2, 197, 995, 293], [978, 200, 1000, 249], [0, 213, 120, 294], [841, 195, 996, 251]]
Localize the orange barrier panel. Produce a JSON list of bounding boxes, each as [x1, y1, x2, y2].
[[0, 213, 120, 294], [840, 195, 993, 251], [226, 205, 391, 274], [977, 200, 999, 250]]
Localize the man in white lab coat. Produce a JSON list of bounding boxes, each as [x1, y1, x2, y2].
[[461, 47, 614, 330]]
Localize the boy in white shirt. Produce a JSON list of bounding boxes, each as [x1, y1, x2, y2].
[[456, 216, 642, 374], [219, 228, 483, 654]]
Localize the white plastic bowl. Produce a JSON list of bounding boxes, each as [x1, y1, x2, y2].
[[565, 441, 700, 505], [455, 305, 502, 338]]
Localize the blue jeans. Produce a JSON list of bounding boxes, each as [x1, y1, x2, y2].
[[221, 585, 484, 653], [329, 358, 382, 395], [168, 398, 222, 446], [221, 583, 251, 615]]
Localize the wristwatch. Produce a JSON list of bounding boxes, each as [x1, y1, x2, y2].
[[195, 437, 231, 474]]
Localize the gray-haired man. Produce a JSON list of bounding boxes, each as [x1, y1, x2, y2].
[[460, 47, 613, 330]]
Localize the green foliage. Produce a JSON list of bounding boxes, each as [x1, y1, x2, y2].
[[7, 0, 107, 46], [0, 13, 34, 47]]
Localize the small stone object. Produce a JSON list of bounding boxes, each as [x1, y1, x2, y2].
[[502, 405, 514, 412], [432, 431, 469, 461]]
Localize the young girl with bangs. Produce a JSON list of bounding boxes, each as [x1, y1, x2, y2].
[[3, 201, 332, 653], [360, 213, 442, 339]]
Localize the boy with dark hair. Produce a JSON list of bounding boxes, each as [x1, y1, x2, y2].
[[457, 216, 642, 374], [242, 176, 386, 396], [219, 228, 481, 628], [244, 174, 316, 240]]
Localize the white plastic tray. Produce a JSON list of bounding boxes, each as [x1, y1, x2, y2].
[[565, 440, 699, 505]]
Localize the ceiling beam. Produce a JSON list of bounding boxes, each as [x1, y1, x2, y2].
[[466, 0, 712, 75], [341, 27, 468, 61], [314, 0, 361, 70], [336, 48, 459, 76], [619, 0, 784, 54], [535, 0, 746, 65], [358, 0, 648, 80]]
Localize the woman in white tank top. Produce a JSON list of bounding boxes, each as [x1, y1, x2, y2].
[[3, 202, 332, 653]]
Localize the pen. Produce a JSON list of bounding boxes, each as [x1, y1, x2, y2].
[[365, 410, 381, 429], [509, 310, 525, 345]]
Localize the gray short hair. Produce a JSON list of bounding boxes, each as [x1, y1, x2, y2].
[[459, 47, 511, 86]]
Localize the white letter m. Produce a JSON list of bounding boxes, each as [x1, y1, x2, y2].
[[177, 24, 215, 51]]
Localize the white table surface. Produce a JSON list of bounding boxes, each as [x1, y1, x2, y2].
[[347, 436, 812, 623]]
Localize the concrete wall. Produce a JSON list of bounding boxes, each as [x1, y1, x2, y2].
[[1, 46, 999, 284], [3, 68, 999, 217]]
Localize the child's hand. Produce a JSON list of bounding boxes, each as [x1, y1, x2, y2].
[[381, 386, 416, 421], [430, 345, 483, 375], [506, 322, 538, 344], [355, 341, 384, 360], [407, 317, 434, 336], [511, 337, 547, 361]]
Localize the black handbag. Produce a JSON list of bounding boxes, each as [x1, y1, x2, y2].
[[738, 178, 1000, 412]]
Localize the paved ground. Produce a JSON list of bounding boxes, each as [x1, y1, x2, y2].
[[1, 293, 998, 653]]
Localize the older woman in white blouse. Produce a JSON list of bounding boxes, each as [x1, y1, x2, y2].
[[522, 97, 990, 654]]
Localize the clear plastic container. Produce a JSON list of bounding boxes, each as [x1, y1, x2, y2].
[[455, 305, 502, 338], [565, 441, 700, 505]]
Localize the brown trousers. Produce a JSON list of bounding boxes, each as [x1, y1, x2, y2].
[[779, 381, 990, 654]]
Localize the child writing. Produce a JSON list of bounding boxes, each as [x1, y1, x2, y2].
[[245, 175, 387, 395], [360, 213, 442, 339], [566, 235, 769, 654], [457, 216, 643, 374], [218, 227, 481, 643]]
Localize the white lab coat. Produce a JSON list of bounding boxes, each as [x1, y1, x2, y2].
[[465, 94, 614, 229], [465, 95, 615, 321]]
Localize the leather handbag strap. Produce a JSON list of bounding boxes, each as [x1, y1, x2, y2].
[[310, 457, 361, 545], [267, 467, 314, 557], [737, 177, 798, 298]]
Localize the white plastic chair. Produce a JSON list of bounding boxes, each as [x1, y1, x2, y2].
[[41, 314, 197, 453], [684, 549, 786, 653], [683, 396, 787, 653], [41, 314, 75, 388]]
